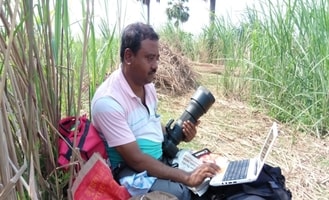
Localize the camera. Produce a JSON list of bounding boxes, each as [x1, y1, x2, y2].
[[162, 86, 215, 158]]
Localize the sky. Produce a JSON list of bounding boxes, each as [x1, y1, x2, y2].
[[68, 0, 258, 37]]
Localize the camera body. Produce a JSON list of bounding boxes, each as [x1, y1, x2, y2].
[[162, 86, 215, 158]]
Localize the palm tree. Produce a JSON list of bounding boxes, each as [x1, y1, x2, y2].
[[138, 0, 216, 26]]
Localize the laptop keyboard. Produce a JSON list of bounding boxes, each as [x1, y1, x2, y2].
[[223, 159, 250, 181]]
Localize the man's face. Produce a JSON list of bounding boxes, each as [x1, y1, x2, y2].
[[128, 39, 160, 86]]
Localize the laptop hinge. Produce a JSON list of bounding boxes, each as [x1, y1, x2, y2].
[[254, 160, 259, 176]]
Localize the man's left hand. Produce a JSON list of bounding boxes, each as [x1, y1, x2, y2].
[[182, 120, 200, 142]]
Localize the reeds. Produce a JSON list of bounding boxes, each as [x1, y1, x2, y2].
[[0, 0, 117, 199], [196, 0, 329, 137]]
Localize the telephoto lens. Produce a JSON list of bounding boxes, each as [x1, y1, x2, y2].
[[162, 86, 215, 158]]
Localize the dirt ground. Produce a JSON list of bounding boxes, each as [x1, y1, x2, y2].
[[157, 65, 329, 200]]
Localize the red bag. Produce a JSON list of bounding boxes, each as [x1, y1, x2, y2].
[[72, 153, 131, 200], [57, 115, 108, 170]]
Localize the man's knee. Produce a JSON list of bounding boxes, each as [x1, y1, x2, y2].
[[150, 179, 191, 200]]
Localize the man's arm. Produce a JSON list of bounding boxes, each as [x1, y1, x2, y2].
[[115, 141, 219, 187]]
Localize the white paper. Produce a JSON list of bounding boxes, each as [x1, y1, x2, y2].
[[172, 150, 210, 196]]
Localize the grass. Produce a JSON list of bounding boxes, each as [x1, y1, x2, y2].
[[241, 0, 329, 137], [164, 70, 329, 199], [162, 0, 329, 137]]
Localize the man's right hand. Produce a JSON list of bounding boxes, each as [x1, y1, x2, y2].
[[116, 141, 221, 187], [185, 162, 221, 187]]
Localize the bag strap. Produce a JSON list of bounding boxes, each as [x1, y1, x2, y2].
[[77, 119, 91, 159], [61, 116, 90, 160], [64, 138, 74, 160], [262, 164, 286, 187]]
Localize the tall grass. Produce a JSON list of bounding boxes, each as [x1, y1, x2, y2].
[[0, 0, 118, 199], [248, 0, 328, 137], [198, 0, 329, 137], [158, 22, 199, 60]]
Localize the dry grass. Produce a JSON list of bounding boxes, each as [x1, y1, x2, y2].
[[154, 42, 199, 95], [157, 62, 329, 200]]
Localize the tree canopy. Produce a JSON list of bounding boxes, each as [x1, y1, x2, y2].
[[166, 0, 190, 27]]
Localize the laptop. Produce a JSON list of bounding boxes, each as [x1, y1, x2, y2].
[[209, 122, 279, 186]]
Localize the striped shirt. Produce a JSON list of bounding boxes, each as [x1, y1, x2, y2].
[[91, 65, 163, 167]]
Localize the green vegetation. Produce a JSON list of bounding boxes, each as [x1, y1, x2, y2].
[[166, 0, 190, 27], [0, 0, 328, 199], [161, 0, 329, 137], [239, 0, 328, 137], [0, 0, 117, 199]]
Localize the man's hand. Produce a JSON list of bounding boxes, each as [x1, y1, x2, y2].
[[182, 120, 200, 142], [185, 162, 220, 187]]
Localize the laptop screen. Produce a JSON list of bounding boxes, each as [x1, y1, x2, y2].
[[259, 122, 278, 163]]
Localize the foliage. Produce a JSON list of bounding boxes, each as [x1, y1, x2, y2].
[[166, 0, 190, 27], [0, 0, 118, 199], [194, 0, 329, 137], [159, 23, 199, 60], [245, 0, 329, 137], [156, 0, 329, 137]]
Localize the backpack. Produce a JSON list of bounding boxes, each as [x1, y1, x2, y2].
[[206, 163, 292, 200], [57, 115, 108, 170]]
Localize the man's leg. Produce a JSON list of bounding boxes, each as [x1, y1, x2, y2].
[[149, 178, 191, 200], [115, 166, 191, 200]]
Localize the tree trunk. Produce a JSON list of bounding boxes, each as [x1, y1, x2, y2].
[[141, 0, 161, 25], [143, 0, 150, 24], [209, 0, 216, 24], [147, 1, 150, 24]]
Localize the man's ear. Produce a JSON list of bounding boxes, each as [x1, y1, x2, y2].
[[124, 48, 133, 65]]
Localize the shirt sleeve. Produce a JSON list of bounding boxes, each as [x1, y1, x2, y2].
[[91, 97, 135, 147]]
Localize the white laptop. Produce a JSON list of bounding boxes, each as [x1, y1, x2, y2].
[[209, 122, 279, 186]]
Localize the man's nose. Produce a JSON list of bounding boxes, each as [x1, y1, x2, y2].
[[152, 60, 158, 70]]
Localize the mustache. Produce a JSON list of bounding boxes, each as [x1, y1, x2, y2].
[[149, 69, 157, 74]]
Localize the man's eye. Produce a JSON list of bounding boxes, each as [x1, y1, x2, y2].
[[147, 55, 155, 61]]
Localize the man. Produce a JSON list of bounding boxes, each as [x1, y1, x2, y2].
[[91, 22, 219, 200]]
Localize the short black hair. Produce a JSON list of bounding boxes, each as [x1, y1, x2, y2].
[[120, 22, 159, 62]]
